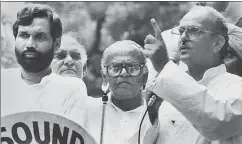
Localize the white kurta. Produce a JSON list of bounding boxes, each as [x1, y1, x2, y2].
[[84, 94, 159, 144], [149, 61, 242, 144], [1, 68, 88, 125]]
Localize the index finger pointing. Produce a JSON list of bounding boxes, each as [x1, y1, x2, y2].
[[151, 18, 162, 41]]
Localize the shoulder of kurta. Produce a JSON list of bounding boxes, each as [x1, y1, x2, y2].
[[85, 96, 102, 107], [50, 74, 87, 92], [51, 73, 85, 85], [1, 68, 20, 76], [218, 72, 242, 89]]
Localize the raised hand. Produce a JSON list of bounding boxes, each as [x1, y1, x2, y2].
[[143, 18, 169, 73]]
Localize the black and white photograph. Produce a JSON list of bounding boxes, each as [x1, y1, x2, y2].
[[1, 1, 242, 144]]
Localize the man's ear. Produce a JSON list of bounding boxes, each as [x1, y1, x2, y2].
[[101, 70, 107, 86], [53, 37, 61, 52], [83, 63, 87, 76], [213, 35, 225, 53], [143, 66, 149, 86]]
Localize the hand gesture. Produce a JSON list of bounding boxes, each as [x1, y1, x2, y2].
[[143, 18, 169, 73]]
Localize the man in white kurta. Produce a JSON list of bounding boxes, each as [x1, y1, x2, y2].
[[84, 94, 159, 144], [1, 4, 88, 126], [152, 61, 242, 144], [1, 68, 88, 124], [144, 6, 242, 144], [83, 40, 160, 144]]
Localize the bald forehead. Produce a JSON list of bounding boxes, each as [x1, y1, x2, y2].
[[60, 35, 83, 51], [61, 35, 79, 46], [180, 7, 216, 30], [106, 41, 141, 54], [104, 41, 145, 63]]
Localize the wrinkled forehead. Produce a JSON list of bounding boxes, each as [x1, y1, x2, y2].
[[179, 9, 215, 30], [104, 42, 145, 64], [60, 36, 83, 52]]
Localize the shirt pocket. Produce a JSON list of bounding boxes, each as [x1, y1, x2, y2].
[[171, 119, 185, 135], [169, 111, 187, 135]]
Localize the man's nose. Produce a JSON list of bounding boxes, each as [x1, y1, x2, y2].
[[180, 31, 189, 41], [119, 67, 129, 77], [25, 36, 36, 49], [180, 31, 190, 45], [64, 54, 74, 66]]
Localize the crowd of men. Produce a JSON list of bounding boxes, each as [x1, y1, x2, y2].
[[1, 2, 242, 144]]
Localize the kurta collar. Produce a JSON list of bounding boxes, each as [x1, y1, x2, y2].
[[107, 92, 146, 113], [198, 64, 227, 84]]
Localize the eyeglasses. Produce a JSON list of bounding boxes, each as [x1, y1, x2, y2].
[[171, 26, 215, 40], [54, 50, 81, 61], [105, 63, 145, 77]]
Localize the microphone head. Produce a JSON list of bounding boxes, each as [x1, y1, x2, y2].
[[148, 95, 157, 107], [102, 82, 109, 94]]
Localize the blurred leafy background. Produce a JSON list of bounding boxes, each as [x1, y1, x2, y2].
[[1, 1, 242, 97]]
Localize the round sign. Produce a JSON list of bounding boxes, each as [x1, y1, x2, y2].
[[1, 111, 97, 144]]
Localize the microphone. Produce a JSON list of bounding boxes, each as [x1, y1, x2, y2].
[[100, 83, 109, 144], [101, 83, 109, 103], [148, 95, 157, 107], [138, 94, 157, 144]]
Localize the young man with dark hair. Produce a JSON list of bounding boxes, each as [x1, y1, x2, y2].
[[1, 4, 87, 124]]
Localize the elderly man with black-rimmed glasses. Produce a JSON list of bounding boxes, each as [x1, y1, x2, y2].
[[83, 40, 161, 144]]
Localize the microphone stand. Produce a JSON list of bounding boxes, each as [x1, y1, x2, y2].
[[138, 95, 157, 144], [100, 85, 109, 144]]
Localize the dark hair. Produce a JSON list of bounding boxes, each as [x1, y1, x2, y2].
[[12, 4, 62, 42]]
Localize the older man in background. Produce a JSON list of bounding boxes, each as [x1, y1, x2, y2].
[[223, 23, 242, 77], [51, 33, 87, 79]]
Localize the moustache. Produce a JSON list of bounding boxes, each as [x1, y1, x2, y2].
[[22, 48, 40, 57], [179, 39, 191, 50]]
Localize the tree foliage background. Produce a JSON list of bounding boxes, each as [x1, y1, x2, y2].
[[1, 1, 242, 97]]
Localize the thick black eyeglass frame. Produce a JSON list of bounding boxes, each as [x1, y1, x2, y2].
[[104, 63, 145, 77]]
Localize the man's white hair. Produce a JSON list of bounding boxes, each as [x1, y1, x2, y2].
[[61, 32, 87, 65], [101, 40, 146, 74]]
